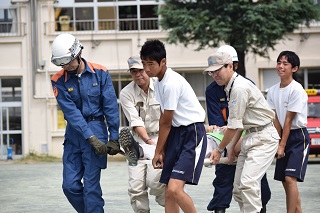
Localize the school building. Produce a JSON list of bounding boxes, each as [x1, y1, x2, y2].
[[1, 0, 320, 159]]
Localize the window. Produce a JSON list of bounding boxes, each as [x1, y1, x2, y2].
[[75, 7, 94, 31], [119, 5, 138, 31], [111, 72, 132, 127], [98, 7, 117, 30], [55, 8, 73, 31], [54, 7, 94, 31], [53, 1, 161, 32], [0, 8, 17, 33], [1, 78, 21, 102], [140, 5, 158, 30], [0, 78, 22, 157], [308, 69, 320, 89]]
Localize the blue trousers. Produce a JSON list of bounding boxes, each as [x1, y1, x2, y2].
[[62, 121, 107, 213], [207, 164, 271, 211]]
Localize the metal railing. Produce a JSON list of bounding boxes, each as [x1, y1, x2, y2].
[[0, 22, 26, 36], [44, 18, 159, 35]]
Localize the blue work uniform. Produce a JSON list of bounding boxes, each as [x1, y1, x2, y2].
[[206, 81, 271, 211], [51, 58, 119, 213]]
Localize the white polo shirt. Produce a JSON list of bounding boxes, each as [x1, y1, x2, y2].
[[267, 80, 308, 129], [155, 68, 205, 127]]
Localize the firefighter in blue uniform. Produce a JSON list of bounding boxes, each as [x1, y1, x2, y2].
[[206, 45, 271, 213], [51, 33, 121, 213]]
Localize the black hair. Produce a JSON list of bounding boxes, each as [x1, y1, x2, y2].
[[277, 51, 300, 69], [140, 40, 166, 65]]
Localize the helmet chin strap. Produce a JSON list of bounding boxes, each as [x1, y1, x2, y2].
[[65, 56, 82, 75]]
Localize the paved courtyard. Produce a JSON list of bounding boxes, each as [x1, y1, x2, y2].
[[0, 157, 319, 213]]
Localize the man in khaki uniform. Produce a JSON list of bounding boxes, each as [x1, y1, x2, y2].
[[208, 52, 280, 213], [119, 55, 165, 213]]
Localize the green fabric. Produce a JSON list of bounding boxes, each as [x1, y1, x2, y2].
[[206, 132, 223, 141], [207, 130, 246, 142]]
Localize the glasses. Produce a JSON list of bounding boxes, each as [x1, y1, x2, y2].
[[207, 67, 223, 76], [51, 55, 73, 67], [130, 69, 145, 74]]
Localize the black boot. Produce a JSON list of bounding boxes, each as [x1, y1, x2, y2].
[[260, 204, 266, 213], [119, 127, 141, 166]]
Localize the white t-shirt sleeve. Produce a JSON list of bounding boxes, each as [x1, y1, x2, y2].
[[162, 81, 180, 111], [287, 84, 307, 114]]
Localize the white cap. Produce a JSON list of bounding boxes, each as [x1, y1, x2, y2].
[[216, 45, 238, 62]]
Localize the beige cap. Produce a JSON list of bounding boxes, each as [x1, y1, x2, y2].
[[127, 55, 143, 70], [204, 52, 232, 72]]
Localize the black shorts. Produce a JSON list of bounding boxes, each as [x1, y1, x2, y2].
[[160, 122, 207, 185], [274, 128, 310, 182]]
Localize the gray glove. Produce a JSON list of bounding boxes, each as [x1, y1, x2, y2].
[[87, 135, 107, 155], [106, 140, 122, 155]]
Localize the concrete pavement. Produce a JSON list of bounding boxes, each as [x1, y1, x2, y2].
[[0, 157, 319, 213]]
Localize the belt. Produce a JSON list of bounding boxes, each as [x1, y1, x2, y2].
[[85, 115, 105, 122], [246, 122, 273, 134]]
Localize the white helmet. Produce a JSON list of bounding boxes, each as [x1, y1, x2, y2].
[[216, 45, 238, 62], [51, 33, 83, 66]]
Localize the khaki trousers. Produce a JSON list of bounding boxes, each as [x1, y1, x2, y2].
[[128, 135, 165, 212], [233, 125, 279, 213], [128, 160, 165, 213]]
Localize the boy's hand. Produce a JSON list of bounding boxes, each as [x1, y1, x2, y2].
[[152, 153, 164, 169]]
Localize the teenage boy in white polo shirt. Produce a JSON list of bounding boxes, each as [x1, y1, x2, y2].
[[140, 39, 207, 213], [267, 51, 310, 213]]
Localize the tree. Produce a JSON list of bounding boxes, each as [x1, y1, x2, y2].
[[159, 0, 320, 76]]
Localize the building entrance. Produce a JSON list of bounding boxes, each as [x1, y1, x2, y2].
[[0, 78, 22, 159]]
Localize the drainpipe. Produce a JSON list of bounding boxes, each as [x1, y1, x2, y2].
[[30, 0, 38, 98]]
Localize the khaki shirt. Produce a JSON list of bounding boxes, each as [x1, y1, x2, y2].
[[119, 78, 160, 142], [225, 72, 275, 130]]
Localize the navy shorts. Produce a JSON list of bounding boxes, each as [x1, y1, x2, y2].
[[274, 128, 310, 182], [160, 122, 207, 185]]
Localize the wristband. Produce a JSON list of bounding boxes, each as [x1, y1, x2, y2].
[[145, 138, 151, 143], [216, 147, 224, 154]]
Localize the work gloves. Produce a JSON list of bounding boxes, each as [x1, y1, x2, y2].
[[106, 140, 122, 155], [87, 135, 122, 156]]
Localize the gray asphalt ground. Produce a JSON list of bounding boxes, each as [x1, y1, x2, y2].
[[0, 156, 319, 213]]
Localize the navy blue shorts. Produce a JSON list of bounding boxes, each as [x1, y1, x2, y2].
[[160, 122, 207, 185], [274, 128, 310, 182]]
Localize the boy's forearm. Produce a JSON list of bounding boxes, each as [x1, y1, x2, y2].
[[155, 112, 172, 154]]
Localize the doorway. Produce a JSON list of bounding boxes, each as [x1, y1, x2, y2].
[[0, 78, 22, 159]]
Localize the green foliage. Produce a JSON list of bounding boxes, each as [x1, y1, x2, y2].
[[159, 0, 320, 75]]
